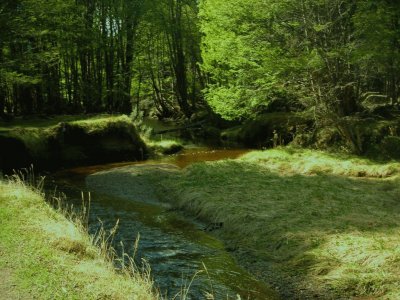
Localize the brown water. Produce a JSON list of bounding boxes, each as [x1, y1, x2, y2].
[[51, 149, 278, 299], [60, 148, 249, 178]]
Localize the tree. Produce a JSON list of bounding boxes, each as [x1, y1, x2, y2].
[[199, 0, 400, 123], [353, 0, 400, 106], [132, 0, 203, 119]]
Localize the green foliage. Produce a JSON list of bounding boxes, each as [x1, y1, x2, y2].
[[352, 0, 400, 105], [132, 0, 203, 118], [200, 0, 400, 122], [199, 0, 286, 120], [1, 0, 400, 156]]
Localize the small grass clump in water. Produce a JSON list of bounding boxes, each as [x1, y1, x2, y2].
[[147, 140, 184, 155], [156, 148, 400, 298], [0, 172, 156, 299]]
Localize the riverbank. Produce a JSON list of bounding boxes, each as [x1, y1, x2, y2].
[[0, 177, 156, 299], [158, 148, 400, 299], [86, 148, 400, 299], [0, 115, 147, 172]]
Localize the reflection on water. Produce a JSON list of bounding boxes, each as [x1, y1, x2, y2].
[[51, 149, 278, 299]]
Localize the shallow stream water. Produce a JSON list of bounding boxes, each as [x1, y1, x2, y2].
[[49, 149, 278, 299]]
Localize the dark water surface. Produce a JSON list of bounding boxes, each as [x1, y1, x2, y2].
[[50, 149, 278, 299]]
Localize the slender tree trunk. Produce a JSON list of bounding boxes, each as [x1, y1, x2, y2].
[[0, 41, 5, 116], [0, 86, 5, 116], [174, 0, 191, 117], [121, 12, 136, 114]]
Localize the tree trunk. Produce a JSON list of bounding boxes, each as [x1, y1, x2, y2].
[[121, 11, 136, 114], [169, 0, 191, 118]]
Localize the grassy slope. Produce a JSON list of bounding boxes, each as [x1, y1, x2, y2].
[[0, 115, 147, 172], [0, 115, 132, 153], [0, 115, 186, 160], [157, 148, 400, 299], [0, 179, 155, 300], [0, 114, 122, 130]]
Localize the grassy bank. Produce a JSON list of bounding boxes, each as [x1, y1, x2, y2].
[[0, 115, 147, 171], [156, 148, 400, 299], [0, 176, 156, 299]]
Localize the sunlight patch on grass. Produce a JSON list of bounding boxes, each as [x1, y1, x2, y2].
[[70, 115, 132, 132], [309, 231, 400, 297], [242, 148, 400, 178], [0, 114, 120, 131]]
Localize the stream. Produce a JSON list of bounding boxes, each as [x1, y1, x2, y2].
[[49, 149, 278, 300]]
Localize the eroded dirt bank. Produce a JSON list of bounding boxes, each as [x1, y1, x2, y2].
[[0, 116, 147, 172]]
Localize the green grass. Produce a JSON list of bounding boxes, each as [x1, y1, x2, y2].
[[1, 115, 132, 148], [0, 115, 146, 170], [242, 147, 400, 177], [0, 177, 156, 300], [0, 115, 133, 157], [132, 118, 186, 157], [0, 114, 123, 131], [147, 140, 184, 155], [156, 148, 400, 298]]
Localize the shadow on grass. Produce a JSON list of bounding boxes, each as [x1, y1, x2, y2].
[[153, 160, 400, 299], [79, 154, 400, 299]]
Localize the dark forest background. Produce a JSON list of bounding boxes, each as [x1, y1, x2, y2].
[[1, 0, 399, 154]]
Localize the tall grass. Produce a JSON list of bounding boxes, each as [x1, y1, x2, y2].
[[155, 148, 400, 299], [242, 147, 400, 178], [4, 167, 217, 300], [4, 166, 158, 299]]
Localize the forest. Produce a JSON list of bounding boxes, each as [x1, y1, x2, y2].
[[2, 1, 399, 134]]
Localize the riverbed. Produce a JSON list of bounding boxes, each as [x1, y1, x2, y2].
[[49, 149, 278, 299]]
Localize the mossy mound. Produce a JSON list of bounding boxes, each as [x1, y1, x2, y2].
[[0, 116, 147, 172]]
